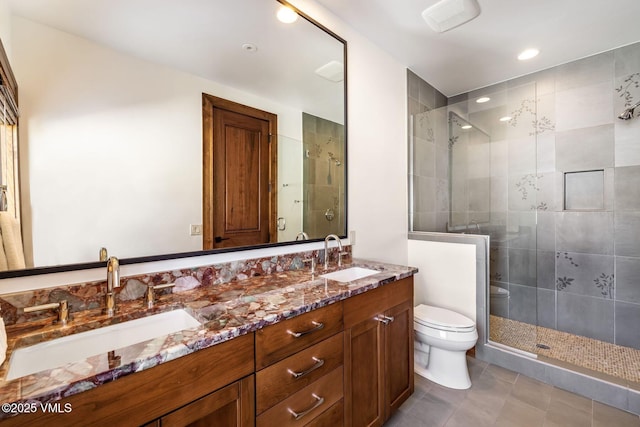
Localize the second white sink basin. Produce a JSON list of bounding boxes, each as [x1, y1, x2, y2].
[[320, 267, 379, 282], [6, 309, 200, 380]]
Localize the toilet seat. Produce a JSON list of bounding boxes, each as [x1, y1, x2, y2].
[[414, 304, 476, 333]]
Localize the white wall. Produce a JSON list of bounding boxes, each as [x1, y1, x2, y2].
[[408, 239, 476, 320], [0, 0, 10, 61], [13, 17, 304, 267], [0, 0, 410, 292]]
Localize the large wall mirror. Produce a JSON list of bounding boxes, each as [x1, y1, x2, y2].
[[2, 0, 347, 277]]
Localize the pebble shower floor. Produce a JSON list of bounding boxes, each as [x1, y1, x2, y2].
[[490, 315, 640, 385]]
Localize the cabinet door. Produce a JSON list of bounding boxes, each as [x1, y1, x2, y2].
[[384, 300, 414, 416], [160, 375, 254, 427], [344, 317, 385, 427]]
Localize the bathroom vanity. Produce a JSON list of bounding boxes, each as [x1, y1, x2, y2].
[[0, 259, 416, 426]]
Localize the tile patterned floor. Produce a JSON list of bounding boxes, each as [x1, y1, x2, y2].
[[385, 358, 640, 427], [489, 315, 640, 385]]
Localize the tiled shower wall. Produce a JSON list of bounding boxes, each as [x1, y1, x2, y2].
[[302, 113, 345, 238], [408, 42, 640, 350]]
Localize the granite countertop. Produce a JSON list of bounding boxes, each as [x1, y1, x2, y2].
[[0, 259, 417, 410]]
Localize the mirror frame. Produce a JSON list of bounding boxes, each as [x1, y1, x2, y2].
[[0, 0, 348, 279]]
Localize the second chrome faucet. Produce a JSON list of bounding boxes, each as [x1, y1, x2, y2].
[[323, 234, 347, 270]]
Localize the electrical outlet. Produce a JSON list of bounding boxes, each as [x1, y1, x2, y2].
[[190, 224, 203, 236], [349, 230, 356, 245]]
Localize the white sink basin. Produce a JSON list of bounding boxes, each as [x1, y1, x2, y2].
[[320, 267, 379, 282], [6, 309, 200, 380]]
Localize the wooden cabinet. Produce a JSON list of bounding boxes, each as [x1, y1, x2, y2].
[[1, 276, 414, 427], [255, 302, 343, 370], [0, 333, 255, 427], [256, 303, 345, 426], [343, 277, 414, 427], [159, 375, 254, 427]]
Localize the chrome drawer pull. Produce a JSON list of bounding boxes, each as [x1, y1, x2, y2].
[[382, 315, 395, 323], [287, 321, 324, 338], [288, 394, 325, 420], [374, 315, 390, 325], [288, 357, 325, 379]]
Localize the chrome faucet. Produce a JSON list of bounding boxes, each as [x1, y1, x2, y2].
[[295, 231, 309, 241], [323, 234, 343, 270], [104, 256, 120, 316]]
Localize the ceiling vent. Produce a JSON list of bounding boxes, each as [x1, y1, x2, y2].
[[422, 0, 481, 33], [315, 60, 344, 82]]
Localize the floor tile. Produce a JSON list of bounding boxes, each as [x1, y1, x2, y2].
[[391, 369, 640, 427], [483, 363, 519, 384], [543, 399, 591, 427], [593, 401, 640, 427], [511, 375, 553, 411], [444, 396, 500, 427], [494, 397, 545, 427], [549, 386, 592, 413]]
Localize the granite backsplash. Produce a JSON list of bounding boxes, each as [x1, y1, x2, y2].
[[0, 246, 351, 326]]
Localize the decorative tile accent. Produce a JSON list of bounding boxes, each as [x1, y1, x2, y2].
[[556, 252, 614, 299], [615, 72, 640, 107], [507, 98, 556, 136]]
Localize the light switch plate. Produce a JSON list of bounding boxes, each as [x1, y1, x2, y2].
[[190, 224, 203, 236]]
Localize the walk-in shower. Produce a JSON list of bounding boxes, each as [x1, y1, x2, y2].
[[408, 40, 640, 413]]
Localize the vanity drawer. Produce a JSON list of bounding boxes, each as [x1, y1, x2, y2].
[[256, 332, 343, 413], [305, 399, 344, 427], [256, 366, 343, 427], [255, 302, 343, 369]]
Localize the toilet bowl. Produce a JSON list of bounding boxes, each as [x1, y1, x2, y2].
[[414, 304, 478, 389], [489, 285, 509, 317]]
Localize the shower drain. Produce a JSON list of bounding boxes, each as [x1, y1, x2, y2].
[[536, 343, 551, 350]]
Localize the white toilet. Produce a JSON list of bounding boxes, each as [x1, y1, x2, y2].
[[414, 304, 478, 390]]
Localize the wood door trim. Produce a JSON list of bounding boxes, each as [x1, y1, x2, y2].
[[202, 94, 278, 250]]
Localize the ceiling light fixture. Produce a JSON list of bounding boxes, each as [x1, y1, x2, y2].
[[277, 5, 298, 24], [241, 43, 258, 53], [421, 0, 481, 33], [315, 60, 344, 82], [499, 116, 511, 122], [518, 48, 539, 61], [476, 97, 490, 103]]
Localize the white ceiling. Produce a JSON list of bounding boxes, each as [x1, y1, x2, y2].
[[8, 0, 345, 123], [314, 0, 640, 96]]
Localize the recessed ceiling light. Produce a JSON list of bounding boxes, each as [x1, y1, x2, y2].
[[518, 48, 539, 61], [241, 43, 258, 53], [461, 125, 472, 130], [499, 116, 511, 122], [277, 5, 298, 24], [476, 97, 490, 103]]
